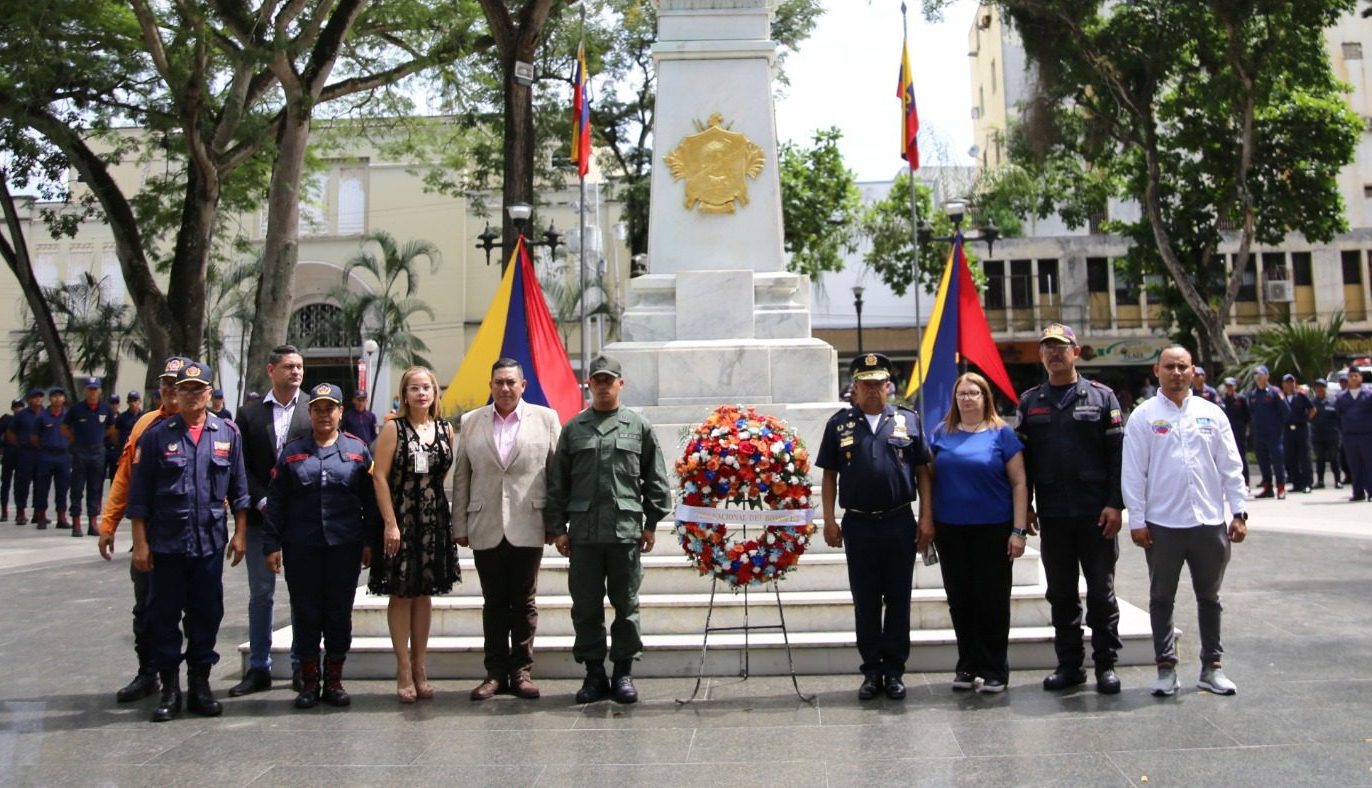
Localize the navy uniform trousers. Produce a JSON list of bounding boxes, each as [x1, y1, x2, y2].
[[842, 508, 917, 680], [148, 551, 226, 670]]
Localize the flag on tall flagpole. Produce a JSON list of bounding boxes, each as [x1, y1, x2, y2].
[[570, 43, 591, 177], [905, 233, 1018, 434], [897, 36, 919, 170], [442, 238, 583, 423]]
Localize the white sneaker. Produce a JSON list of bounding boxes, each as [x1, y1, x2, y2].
[[1198, 665, 1237, 695], [1151, 665, 1180, 696]]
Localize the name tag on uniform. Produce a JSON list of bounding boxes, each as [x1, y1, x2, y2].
[[213, 440, 231, 457], [839, 435, 854, 448], [413, 451, 430, 474]]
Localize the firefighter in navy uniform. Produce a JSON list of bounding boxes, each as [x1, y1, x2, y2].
[[1015, 324, 1125, 695], [817, 352, 933, 701], [127, 361, 250, 723]]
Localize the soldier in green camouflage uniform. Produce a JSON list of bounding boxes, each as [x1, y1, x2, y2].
[[545, 355, 672, 704]]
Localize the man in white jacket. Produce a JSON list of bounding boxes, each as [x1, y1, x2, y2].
[[1122, 346, 1249, 697]]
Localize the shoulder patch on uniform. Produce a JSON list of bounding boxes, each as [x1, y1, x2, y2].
[[345, 452, 365, 462], [285, 452, 309, 463]]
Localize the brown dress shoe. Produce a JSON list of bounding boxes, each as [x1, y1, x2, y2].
[[510, 672, 541, 700], [469, 676, 506, 701]]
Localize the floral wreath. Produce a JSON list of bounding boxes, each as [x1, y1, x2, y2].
[[674, 404, 815, 590]]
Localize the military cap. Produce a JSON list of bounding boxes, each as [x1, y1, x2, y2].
[[587, 354, 623, 379], [1039, 323, 1077, 346], [308, 382, 344, 406], [850, 352, 893, 382], [159, 356, 192, 380], [175, 361, 213, 388]]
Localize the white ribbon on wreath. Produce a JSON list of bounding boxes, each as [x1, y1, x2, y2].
[[675, 504, 814, 527]]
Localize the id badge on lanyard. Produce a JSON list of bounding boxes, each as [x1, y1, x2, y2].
[[413, 449, 430, 474]]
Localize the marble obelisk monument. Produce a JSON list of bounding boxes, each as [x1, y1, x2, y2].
[[609, 0, 838, 420]]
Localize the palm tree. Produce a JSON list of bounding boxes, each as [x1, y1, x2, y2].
[[203, 257, 261, 398], [536, 256, 622, 355], [339, 231, 441, 406], [1236, 313, 1346, 385], [12, 273, 146, 395]]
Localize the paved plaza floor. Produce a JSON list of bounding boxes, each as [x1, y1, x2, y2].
[[1, 486, 1370, 786]]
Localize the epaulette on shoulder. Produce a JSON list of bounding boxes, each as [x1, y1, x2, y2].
[[1087, 379, 1114, 391]]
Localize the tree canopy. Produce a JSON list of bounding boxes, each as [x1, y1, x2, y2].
[[955, 0, 1361, 367]]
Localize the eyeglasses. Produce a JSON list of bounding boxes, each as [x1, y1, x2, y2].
[[955, 391, 983, 399]]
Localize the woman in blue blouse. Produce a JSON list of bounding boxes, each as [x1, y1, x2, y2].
[[927, 372, 1029, 694]]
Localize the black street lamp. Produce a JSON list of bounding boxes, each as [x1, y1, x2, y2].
[[475, 202, 565, 266], [852, 285, 865, 354], [917, 199, 1000, 256]]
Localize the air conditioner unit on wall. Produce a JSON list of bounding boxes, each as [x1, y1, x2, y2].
[[1264, 280, 1294, 303]]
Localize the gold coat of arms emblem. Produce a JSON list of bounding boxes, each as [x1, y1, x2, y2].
[[664, 113, 765, 214]]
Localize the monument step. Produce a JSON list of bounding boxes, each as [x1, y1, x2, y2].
[[443, 549, 1042, 596], [347, 584, 1061, 638], [245, 598, 1153, 679]]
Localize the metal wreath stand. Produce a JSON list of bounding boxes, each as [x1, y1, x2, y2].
[[675, 507, 816, 705]]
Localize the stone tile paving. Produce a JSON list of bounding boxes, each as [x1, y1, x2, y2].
[[1, 487, 1370, 786]]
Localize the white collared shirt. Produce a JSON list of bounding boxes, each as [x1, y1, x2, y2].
[[492, 399, 524, 465], [1122, 392, 1248, 528], [264, 389, 302, 454]]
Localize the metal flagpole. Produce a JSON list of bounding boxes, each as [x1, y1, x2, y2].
[[902, 2, 926, 426], [578, 3, 591, 405]]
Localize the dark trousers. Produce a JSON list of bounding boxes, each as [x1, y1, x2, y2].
[[1313, 436, 1342, 485], [1254, 429, 1284, 487], [69, 445, 105, 518], [1038, 516, 1122, 670], [473, 538, 543, 677], [936, 523, 1013, 683], [1283, 426, 1312, 490], [1346, 435, 1372, 499], [1, 446, 16, 507], [130, 559, 154, 675], [32, 451, 70, 514], [13, 447, 37, 509], [1144, 524, 1230, 665], [568, 542, 643, 664], [841, 509, 916, 678], [1233, 433, 1249, 486], [147, 551, 225, 670], [282, 542, 364, 660]]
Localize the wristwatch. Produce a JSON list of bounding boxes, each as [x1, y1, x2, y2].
[[1234, 511, 1248, 521]]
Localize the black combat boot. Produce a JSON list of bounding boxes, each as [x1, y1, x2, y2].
[[610, 659, 638, 704], [185, 663, 222, 717], [294, 659, 321, 709], [321, 655, 351, 707], [151, 668, 182, 722], [575, 661, 610, 704], [116, 670, 160, 703]]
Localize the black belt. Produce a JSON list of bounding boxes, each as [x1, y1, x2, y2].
[[845, 504, 913, 520]]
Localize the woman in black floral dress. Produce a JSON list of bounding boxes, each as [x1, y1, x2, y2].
[[369, 366, 459, 702]]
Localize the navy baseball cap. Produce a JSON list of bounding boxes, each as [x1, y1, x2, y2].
[[1254, 365, 1270, 376], [24, 387, 43, 399], [1282, 373, 1296, 382], [1224, 377, 1238, 387], [211, 389, 224, 398], [84, 376, 102, 389], [175, 361, 213, 388], [47, 385, 66, 397], [1194, 366, 1206, 376], [10, 398, 22, 407], [109, 395, 121, 404], [1315, 378, 1327, 386], [308, 382, 344, 405], [159, 356, 192, 380], [127, 391, 141, 401], [1039, 323, 1078, 346]]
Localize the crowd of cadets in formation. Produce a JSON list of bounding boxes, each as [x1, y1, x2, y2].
[[0, 383, 389, 533]]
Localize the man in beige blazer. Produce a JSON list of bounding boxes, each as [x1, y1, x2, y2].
[[452, 358, 562, 700]]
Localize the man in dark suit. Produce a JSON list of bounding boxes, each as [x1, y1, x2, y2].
[[228, 345, 312, 696]]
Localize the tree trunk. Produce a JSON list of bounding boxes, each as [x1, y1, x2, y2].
[[163, 162, 220, 357], [500, 52, 537, 271], [245, 111, 311, 395], [0, 182, 76, 395]]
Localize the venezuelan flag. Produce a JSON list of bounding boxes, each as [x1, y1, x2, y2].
[[570, 43, 591, 177], [442, 238, 583, 423], [897, 36, 919, 170], [905, 233, 1018, 434]]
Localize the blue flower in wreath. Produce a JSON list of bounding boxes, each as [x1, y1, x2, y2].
[[705, 471, 715, 481], [730, 559, 743, 572], [784, 440, 794, 451], [752, 555, 765, 567], [758, 482, 769, 492]]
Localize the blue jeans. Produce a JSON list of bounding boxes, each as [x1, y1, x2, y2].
[[244, 524, 298, 672]]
